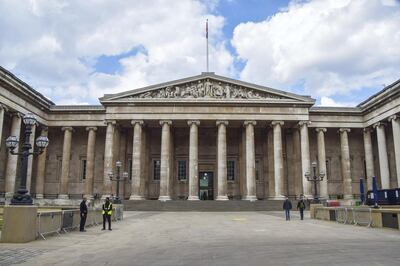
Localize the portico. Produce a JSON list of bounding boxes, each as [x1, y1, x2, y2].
[[1, 68, 400, 203]]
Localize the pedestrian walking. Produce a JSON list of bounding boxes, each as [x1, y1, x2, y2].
[[102, 197, 113, 231], [79, 197, 88, 232], [283, 197, 292, 221], [297, 198, 306, 220]]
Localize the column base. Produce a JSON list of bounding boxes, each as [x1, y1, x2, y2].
[[158, 196, 171, 201], [35, 194, 44, 199], [5, 192, 14, 199], [58, 194, 69, 199], [101, 194, 111, 200], [270, 195, 286, 200], [187, 196, 200, 201], [243, 195, 257, 201], [343, 195, 354, 200], [83, 194, 94, 200], [216, 195, 229, 201], [129, 195, 145, 200]]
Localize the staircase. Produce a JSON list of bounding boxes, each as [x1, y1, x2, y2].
[[123, 200, 285, 212]]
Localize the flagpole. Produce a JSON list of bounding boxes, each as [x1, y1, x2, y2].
[[206, 19, 209, 72]]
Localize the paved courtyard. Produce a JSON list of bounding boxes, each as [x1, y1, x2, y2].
[[1, 211, 400, 266]]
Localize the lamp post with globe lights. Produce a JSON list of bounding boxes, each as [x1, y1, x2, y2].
[[304, 161, 325, 203], [108, 160, 129, 204], [5, 113, 49, 205]]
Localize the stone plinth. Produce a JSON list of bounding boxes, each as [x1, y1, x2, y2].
[[1, 205, 38, 243]]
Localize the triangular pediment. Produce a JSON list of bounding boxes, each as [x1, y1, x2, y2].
[[100, 73, 314, 105]]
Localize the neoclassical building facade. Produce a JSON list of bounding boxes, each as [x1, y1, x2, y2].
[[0, 66, 399, 202]]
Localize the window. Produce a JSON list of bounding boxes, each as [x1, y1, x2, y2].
[[325, 158, 331, 180], [80, 159, 87, 180], [227, 160, 235, 181], [128, 159, 133, 180], [153, 160, 161, 181], [177, 160, 187, 181], [255, 160, 260, 181]]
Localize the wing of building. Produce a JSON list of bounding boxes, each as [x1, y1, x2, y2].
[[1, 66, 399, 202]]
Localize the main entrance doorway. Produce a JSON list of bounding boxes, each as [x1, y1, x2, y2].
[[199, 172, 214, 200]]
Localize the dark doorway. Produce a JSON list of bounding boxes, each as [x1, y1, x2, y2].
[[199, 172, 214, 200]]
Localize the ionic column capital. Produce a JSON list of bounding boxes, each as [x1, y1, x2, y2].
[[0, 104, 8, 112], [187, 120, 200, 126], [388, 115, 399, 123], [298, 121, 311, 127], [10, 112, 23, 119], [216, 120, 229, 126], [61, 126, 73, 132], [315, 128, 327, 133], [338, 128, 351, 133], [271, 121, 284, 127], [86, 126, 98, 132], [373, 122, 386, 129], [104, 120, 117, 126], [363, 127, 374, 133], [131, 120, 144, 126], [243, 120, 257, 127], [159, 120, 172, 126]]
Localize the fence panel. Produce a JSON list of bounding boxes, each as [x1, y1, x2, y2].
[[36, 211, 62, 240]]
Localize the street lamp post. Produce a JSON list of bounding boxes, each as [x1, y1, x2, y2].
[[5, 113, 49, 205], [108, 160, 129, 204], [304, 161, 325, 203]]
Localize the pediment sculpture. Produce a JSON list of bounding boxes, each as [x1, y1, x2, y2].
[[130, 79, 283, 100]]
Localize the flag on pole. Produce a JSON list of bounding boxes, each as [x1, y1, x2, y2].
[[206, 19, 208, 39]]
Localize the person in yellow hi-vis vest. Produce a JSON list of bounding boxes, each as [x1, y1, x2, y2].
[[102, 197, 113, 230]]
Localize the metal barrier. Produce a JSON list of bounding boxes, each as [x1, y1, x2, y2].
[[335, 207, 348, 224], [352, 207, 372, 227], [334, 207, 372, 227], [37, 207, 122, 240], [37, 211, 62, 240]]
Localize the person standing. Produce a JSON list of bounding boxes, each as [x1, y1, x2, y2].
[[283, 197, 292, 221], [79, 197, 88, 232], [297, 198, 306, 220], [102, 197, 113, 231]]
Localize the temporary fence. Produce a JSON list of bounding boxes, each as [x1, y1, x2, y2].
[[36, 206, 123, 240], [333, 206, 372, 227]]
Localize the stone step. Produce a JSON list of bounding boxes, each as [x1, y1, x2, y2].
[[123, 200, 286, 211]]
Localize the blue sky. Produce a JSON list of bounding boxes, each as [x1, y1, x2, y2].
[[0, 0, 399, 106]]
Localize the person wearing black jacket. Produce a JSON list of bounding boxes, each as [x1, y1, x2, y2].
[[297, 198, 306, 220], [80, 197, 88, 232], [283, 197, 292, 221]]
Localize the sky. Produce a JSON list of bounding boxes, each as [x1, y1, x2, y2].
[[0, 0, 399, 106]]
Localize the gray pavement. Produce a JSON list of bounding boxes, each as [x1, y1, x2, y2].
[[1, 211, 400, 266]]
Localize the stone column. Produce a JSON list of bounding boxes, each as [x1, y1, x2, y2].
[[84, 127, 97, 199], [373, 122, 390, 189], [188, 120, 200, 200], [59, 127, 73, 199], [130, 120, 145, 200], [389, 115, 400, 187], [35, 127, 48, 199], [272, 121, 284, 199], [339, 128, 352, 199], [316, 128, 328, 199], [5, 113, 22, 198], [216, 120, 229, 200], [299, 121, 312, 197], [0, 104, 7, 149], [102, 120, 115, 199], [244, 120, 257, 201], [159, 120, 172, 201], [363, 128, 375, 190], [26, 123, 36, 192]]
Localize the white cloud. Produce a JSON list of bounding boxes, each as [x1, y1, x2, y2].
[[0, 0, 234, 104], [232, 0, 400, 99], [319, 96, 357, 107]]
